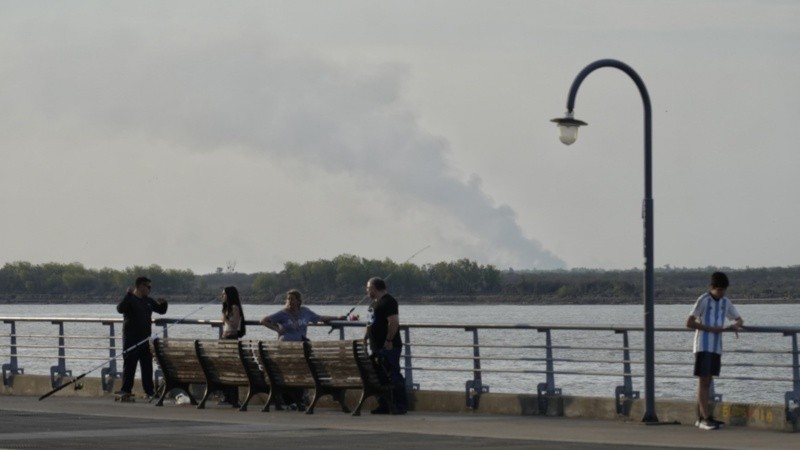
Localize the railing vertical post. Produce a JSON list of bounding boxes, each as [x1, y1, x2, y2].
[[402, 327, 416, 391], [537, 328, 561, 414], [785, 331, 800, 426], [2, 320, 24, 386], [614, 330, 639, 415], [100, 321, 119, 392], [49, 320, 72, 388], [465, 327, 488, 408]]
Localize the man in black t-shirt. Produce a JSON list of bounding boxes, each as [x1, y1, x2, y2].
[[364, 277, 407, 414], [116, 276, 168, 400]]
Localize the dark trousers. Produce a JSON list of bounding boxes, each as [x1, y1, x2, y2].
[[377, 346, 408, 412], [121, 342, 155, 396]]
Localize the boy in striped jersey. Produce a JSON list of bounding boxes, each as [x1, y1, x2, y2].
[[686, 271, 744, 430]]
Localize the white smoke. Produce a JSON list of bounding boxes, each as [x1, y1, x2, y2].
[[0, 7, 565, 270]]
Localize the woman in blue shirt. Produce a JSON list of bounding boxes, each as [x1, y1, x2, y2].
[[260, 289, 343, 409], [260, 289, 342, 341]]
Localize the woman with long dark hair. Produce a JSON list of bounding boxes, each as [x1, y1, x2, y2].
[[219, 286, 245, 407]]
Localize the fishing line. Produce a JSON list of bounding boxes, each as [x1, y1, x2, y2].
[[38, 294, 220, 401], [329, 244, 431, 333]]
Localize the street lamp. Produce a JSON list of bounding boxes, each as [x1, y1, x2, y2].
[[551, 59, 658, 423]]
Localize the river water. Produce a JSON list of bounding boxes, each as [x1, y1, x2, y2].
[[1, 302, 798, 405]]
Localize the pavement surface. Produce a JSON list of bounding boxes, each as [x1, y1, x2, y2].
[[0, 395, 797, 450]]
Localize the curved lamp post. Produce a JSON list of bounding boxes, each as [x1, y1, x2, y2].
[[551, 59, 658, 423]]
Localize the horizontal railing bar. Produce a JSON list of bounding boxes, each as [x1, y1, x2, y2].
[[0, 345, 114, 350], [410, 355, 642, 365], [5, 316, 800, 334], [407, 343, 634, 351], [409, 343, 791, 356], [1, 334, 114, 340], [412, 366, 794, 383], [0, 355, 121, 361]]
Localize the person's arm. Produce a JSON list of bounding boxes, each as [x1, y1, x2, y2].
[[686, 315, 724, 333], [153, 298, 168, 314], [116, 293, 131, 314], [727, 317, 744, 335], [260, 316, 283, 336], [384, 314, 400, 349]]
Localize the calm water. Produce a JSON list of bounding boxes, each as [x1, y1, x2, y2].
[[1, 302, 798, 404]]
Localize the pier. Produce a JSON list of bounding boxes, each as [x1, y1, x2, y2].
[[1, 394, 797, 449]]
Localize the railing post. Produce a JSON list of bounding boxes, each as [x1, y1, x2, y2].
[[401, 327, 417, 391], [614, 330, 640, 415], [49, 320, 72, 388], [100, 321, 120, 392], [537, 328, 561, 414], [2, 320, 24, 387], [465, 327, 489, 409], [785, 331, 800, 427]]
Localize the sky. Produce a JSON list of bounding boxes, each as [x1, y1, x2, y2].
[[1, 1, 798, 275]]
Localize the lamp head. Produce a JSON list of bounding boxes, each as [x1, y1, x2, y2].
[[550, 112, 587, 145]]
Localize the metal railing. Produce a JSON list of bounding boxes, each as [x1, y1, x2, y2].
[[2, 316, 798, 421]]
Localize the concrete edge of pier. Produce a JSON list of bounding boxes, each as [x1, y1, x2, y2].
[[2, 373, 796, 432]]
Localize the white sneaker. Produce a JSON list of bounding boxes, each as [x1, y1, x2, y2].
[[697, 418, 718, 430]]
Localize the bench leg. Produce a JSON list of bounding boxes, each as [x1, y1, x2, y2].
[[155, 382, 170, 407], [261, 390, 274, 412], [198, 387, 212, 409], [305, 390, 320, 415], [335, 391, 351, 413], [240, 388, 256, 412], [352, 390, 367, 416]]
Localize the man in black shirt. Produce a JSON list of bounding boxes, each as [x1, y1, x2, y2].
[[364, 277, 407, 414], [116, 276, 168, 400]]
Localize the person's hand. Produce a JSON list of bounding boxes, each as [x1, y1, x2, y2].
[[156, 297, 167, 304], [126, 287, 134, 294], [384, 340, 393, 350]]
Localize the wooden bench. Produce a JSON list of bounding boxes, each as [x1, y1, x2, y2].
[[256, 340, 317, 412], [151, 337, 205, 407], [304, 339, 393, 416], [195, 339, 270, 411]]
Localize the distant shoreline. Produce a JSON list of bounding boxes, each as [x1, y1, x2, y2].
[[1, 294, 796, 306]]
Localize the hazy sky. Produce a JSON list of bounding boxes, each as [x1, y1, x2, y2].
[[1, 1, 798, 274]]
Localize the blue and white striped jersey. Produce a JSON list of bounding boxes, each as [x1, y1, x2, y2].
[[690, 292, 740, 354]]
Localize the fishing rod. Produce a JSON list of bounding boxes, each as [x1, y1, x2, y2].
[[329, 245, 430, 333], [39, 294, 220, 401]]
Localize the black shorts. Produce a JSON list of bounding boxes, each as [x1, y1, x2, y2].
[[694, 351, 721, 377]]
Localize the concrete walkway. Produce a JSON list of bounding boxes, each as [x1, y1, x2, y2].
[[0, 395, 796, 450]]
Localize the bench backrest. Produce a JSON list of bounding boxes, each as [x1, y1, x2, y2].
[[257, 340, 315, 388], [152, 337, 206, 385], [303, 340, 362, 388], [237, 339, 268, 387], [195, 339, 250, 385]]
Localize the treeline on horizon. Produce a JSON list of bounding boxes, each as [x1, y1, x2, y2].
[[0, 256, 798, 302]]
